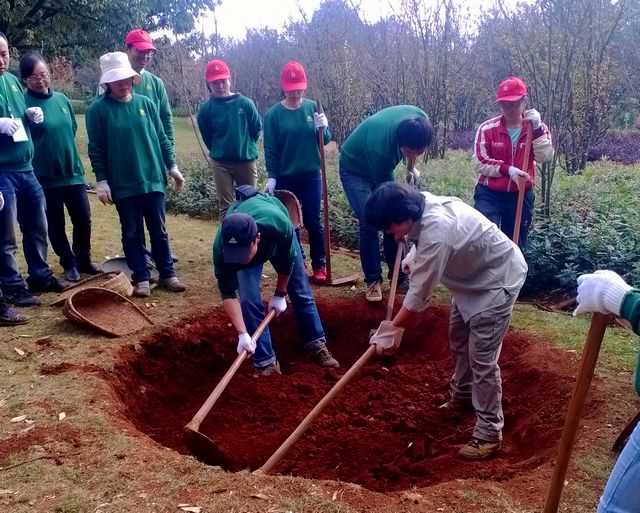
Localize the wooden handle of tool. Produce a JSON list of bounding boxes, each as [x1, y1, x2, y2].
[[257, 344, 376, 475], [317, 99, 333, 282], [386, 243, 405, 321], [512, 121, 533, 246], [542, 312, 609, 513], [187, 310, 276, 431]]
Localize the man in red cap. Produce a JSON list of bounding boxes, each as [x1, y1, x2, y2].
[[124, 29, 174, 148], [196, 59, 262, 216], [473, 76, 553, 248]]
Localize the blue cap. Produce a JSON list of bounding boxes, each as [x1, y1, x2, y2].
[[221, 213, 258, 264]]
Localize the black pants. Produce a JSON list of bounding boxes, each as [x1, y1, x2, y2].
[[43, 184, 93, 270]]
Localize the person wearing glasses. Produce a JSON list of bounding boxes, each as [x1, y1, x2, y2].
[[21, 53, 101, 283]]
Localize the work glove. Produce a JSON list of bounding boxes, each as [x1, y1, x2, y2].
[[508, 166, 530, 185], [95, 180, 113, 205], [369, 320, 405, 355], [237, 332, 256, 355], [167, 164, 185, 192], [573, 270, 633, 317], [314, 112, 328, 129], [0, 191, 4, 211], [268, 295, 287, 317], [401, 245, 417, 274], [523, 109, 542, 130], [0, 117, 19, 136], [26, 107, 44, 124], [263, 178, 276, 195], [406, 167, 421, 185]]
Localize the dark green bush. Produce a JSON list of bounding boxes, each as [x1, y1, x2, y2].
[[165, 159, 219, 218]]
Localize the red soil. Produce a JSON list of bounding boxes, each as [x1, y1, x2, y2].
[[106, 297, 582, 493]]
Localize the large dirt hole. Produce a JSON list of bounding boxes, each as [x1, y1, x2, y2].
[[108, 297, 577, 492]]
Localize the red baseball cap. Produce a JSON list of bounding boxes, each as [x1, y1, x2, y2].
[[125, 29, 157, 52], [205, 59, 231, 82], [280, 61, 307, 92], [496, 76, 527, 102]]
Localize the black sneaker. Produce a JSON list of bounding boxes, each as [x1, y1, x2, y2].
[[309, 344, 340, 369], [3, 287, 41, 307], [77, 261, 103, 275], [0, 304, 29, 325], [30, 277, 68, 294], [64, 267, 81, 282]]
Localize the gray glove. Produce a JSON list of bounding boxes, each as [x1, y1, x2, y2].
[[369, 320, 405, 355], [0, 117, 19, 136]]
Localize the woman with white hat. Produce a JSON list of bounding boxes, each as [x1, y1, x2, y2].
[[85, 51, 186, 298]]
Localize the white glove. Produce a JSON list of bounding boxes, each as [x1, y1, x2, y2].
[[26, 107, 44, 124], [508, 166, 530, 184], [406, 168, 421, 185], [237, 332, 256, 355], [314, 112, 328, 129], [268, 295, 287, 317], [167, 164, 185, 192], [95, 180, 113, 205], [401, 245, 417, 274], [523, 109, 542, 130], [0, 191, 4, 211], [0, 117, 19, 136], [573, 270, 633, 317], [369, 320, 405, 355], [263, 178, 276, 195]]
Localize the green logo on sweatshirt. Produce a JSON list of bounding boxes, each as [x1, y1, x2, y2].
[[307, 115, 313, 124], [139, 108, 146, 117], [238, 107, 244, 115], [62, 107, 68, 114]]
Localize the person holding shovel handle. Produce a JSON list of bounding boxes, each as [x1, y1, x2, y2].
[[339, 105, 433, 302], [365, 181, 527, 460], [473, 76, 553, 249], [573, 270, 640, 513], [212, 187, 339, 376]]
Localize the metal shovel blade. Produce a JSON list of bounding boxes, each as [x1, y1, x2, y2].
[[183, 426, 230, 467]]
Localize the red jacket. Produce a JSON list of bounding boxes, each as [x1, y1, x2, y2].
[[473, 115, 554, 193]]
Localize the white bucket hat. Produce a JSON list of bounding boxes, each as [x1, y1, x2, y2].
[[99, 51, 141, 87]]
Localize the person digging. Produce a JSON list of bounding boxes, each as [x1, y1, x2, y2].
[[212, 187, 339, 376], [365, 182, 527, 460]]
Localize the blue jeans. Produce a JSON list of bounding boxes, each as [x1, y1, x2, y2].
[[237, 246, 326, 368], [597, 420, 640, 512], [0, 171, 53, 291], [114, 192, 176, 284], [277, 174, 326, 270], [339, 167, 407, 285], [473, 184, 534, 249]]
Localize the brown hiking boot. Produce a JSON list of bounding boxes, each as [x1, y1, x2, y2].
[[253, 361, 282, 377], [365, 281, 382, 302], [458, 437, 501, 460], [309, 343, 340, 369], [158, 277, 186, 292]]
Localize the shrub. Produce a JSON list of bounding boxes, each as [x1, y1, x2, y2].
[[69, 99, 89, 115], [165, 159, 219, 218], [587, 130, 640, 164], [447, 130, 475, 151]]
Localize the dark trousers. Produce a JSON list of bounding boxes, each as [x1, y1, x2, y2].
[[473, 184, 535, 249], [114, 192, 175, 284], [277, 174, 326, 270], [43, 184, 92, 271]]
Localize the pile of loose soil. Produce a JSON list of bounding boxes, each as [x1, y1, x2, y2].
[[107, 297, 580, 492]]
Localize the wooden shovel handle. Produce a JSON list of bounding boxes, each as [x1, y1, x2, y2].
[[186, 309, 276, 431], [257, 344, 376, 475], [512, 121, 533, 246], [386, 243, 405, 321], [316, 99, 333, 282], [542, 312, 609, 513]]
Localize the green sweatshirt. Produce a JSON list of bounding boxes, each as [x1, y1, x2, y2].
[[263, 98, 331, 180], [134, 70, 174, 147], [25, 89, 85, 188], [620, 290, 640, 395], [213, 193, 297, 299], [197, 93, 261, 161], [86, 93, 175, 202], [0, 72, 33, 172], [340, 105, 428, 184]]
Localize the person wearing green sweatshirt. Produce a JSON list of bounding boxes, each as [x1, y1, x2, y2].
[[212, 187, 339, 375], [21, 53, 101, 283], [86, 51, 186, 298], [339, 105, 433, 302], [197, 59, 261, 216], [573, 270, 640, 513], [263, 61, 330, 283], [0, 32, 65, 308]]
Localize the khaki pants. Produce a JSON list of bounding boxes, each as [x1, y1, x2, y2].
[[211, 159, 258, 216], [448, 290, 517, 442]]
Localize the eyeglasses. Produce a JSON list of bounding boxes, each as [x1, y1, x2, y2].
[[26, 72, 50, 82]]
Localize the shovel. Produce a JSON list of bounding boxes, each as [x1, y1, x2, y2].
[[183, 309, 276, 466], [255, 244, 404, 475], [512, 121, 533, 246], [316, 100, 359, 286]]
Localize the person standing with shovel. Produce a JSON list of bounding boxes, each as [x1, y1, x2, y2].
[[212, 187, 339, 376], [365, 182, 527, 460]]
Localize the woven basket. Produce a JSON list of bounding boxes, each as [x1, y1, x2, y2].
[[62, 287, 153, 337], [274, 189, 303, 229], [52, 271, 133, 306]]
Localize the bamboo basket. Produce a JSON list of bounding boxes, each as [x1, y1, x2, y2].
[[52, 271, 133, 306]]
